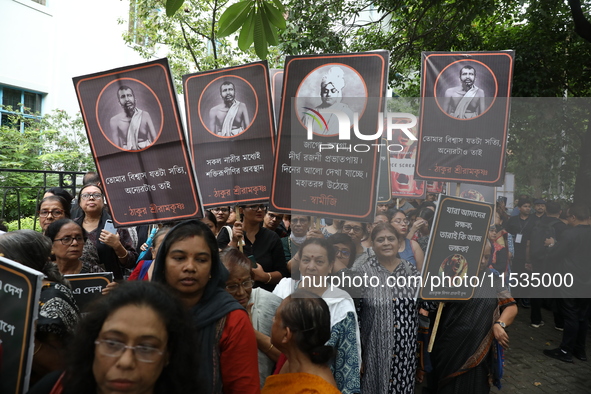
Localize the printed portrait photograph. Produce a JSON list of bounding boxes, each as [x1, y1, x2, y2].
[[434, 60, 498, 120], [97, 79, 163, 151], [438, 253, 469, 281], [198, 75, 257, 138], [295, 64, 367, 136]]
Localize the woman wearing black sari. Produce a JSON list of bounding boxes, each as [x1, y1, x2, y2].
[[427, 242, 518, 393]]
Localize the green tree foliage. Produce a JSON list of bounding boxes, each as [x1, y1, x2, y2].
[[139, 0, 591, 202], [122, 0, 270, 88], [0, 109, 94, 223]]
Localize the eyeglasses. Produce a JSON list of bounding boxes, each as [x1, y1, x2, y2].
[[225, 279, 254, 294], [53, 236, 84, 246], [333, 247, 351, 258], [94, 339, 164, 363], [81, 192, 103, 200], [343, 225, 363, 233], [39, 209, 65, 218], [392, 219, 410, 225], [291, 218, 308, 224], [211, 207, 230, 213], [245, 205, 267, 211]]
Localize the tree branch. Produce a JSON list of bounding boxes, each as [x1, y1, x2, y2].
[[568, 0, 591, 42], [180, 21, 201, 71]]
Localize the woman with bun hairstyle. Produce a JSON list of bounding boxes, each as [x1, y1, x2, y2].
[[273, 237, 360, 394], [262, 290, 342, 394]]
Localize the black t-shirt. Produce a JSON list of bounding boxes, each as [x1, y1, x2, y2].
[[505, 214, 535, 262], [243, 227, 288, 292]]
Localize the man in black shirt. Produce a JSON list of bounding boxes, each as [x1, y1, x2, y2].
[[543, 204, 591, 363], [505, 197, 534, 277]]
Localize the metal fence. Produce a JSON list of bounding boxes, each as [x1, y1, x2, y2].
[[0, 168, 86, 230]]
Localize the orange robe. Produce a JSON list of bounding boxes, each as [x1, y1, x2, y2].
[[262, 372, 342, 394]]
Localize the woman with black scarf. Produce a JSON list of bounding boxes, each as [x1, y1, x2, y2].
[[151, 220, 260, 394]]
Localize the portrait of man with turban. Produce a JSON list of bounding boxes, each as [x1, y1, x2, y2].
[[300, 66, 357, 136]]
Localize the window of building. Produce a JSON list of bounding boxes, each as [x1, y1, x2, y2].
[[0, 86, 43, 130]]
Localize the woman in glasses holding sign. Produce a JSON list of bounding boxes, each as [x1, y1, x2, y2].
[[74, 184, 137, 280], [238, 204, 287, 292], [45, 219, 104, 275]]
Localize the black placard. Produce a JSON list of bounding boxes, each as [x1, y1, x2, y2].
[[74, 58, 203, 226], [183, 61, 276, 206], [416, 51, 514, 185], [0, 257, 44, 394], [271, 51, 389, 220], [420, 196, 493, 300], [64, 272, 113, 312]]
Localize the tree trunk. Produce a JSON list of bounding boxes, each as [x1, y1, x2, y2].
[[573, 116, 591, 206]]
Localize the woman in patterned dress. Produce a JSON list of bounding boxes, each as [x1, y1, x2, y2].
[[356, 222, 422, 394]]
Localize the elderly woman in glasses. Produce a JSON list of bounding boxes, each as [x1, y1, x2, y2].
[[388, 209, 424, 271], [74, 184, 137, 280], [238, 204, 288, 292], [45, 219, 104, 275], [29, 281, 201, 393], [37, 195, 101, 270], [221, 248, 283, 388]]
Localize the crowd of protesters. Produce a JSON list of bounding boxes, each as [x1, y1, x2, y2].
[[1, 181, 590, 394]]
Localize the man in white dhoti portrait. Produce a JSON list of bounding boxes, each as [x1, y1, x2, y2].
[[209, 81, 250, 137], [443, 66, 486, 119], [109, 85, 157, 150]]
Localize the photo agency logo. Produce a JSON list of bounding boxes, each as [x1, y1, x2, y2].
[[303, 107, 418, 153]]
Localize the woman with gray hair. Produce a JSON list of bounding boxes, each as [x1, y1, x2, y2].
[[0, 230, 79, 386]]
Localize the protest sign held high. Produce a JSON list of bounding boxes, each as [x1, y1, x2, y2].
[[420, 196, 493, 300], [271, 51, 390, 221], [416, 51, 514, 185], [74, 58, 203, 227], [183, 61, 276, 207], [0, 257, 44, 394]]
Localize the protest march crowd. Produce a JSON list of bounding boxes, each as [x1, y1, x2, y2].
[[1, 171, 589, 394]]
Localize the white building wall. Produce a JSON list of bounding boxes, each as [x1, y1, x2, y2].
[[0, 0, 147, 115]]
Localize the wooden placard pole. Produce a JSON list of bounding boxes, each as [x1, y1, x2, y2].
[[235, 205, 244, 253], [428, 302, 444, 352]]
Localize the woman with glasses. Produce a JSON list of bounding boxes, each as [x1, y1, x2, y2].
[[355, 223, 424, 394], [239, 204, 288, 292], [45, 219, 104, 275], [74, 184, 137, 280], [221, 248, 282, 388], [388, 209, 424, 271], [342, 220, 373, 270], [29, 281, 201, 394], [151, 220, 259, 393], [273, 238, 361, 394], [38, 195, 102, 271]]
